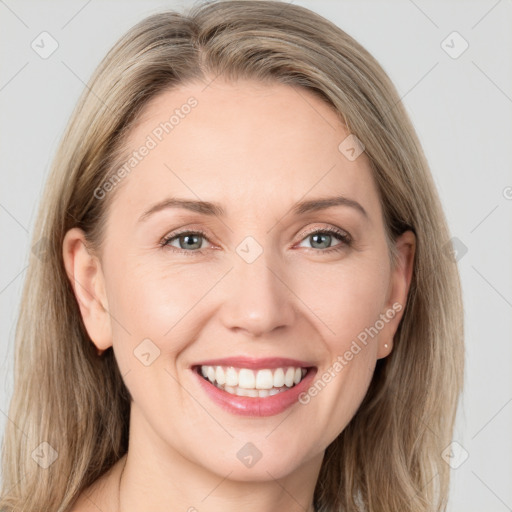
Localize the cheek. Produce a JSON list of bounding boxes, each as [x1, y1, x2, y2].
[[296, 258, 389, 437], [293, 255, 390, 346], [105, 257, 218, 355]]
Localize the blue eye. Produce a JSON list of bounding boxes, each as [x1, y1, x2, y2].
[[298, 228, 351, 252], [160, 230, 209, 254], [160, 227, 352, 256]]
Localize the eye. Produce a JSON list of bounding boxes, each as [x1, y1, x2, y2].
[[160, 226, 352, 256], [160, 230, 211, 255], [296, 227, 352, 254]]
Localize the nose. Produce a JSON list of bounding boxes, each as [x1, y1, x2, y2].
[[218, 248, 297, 338]]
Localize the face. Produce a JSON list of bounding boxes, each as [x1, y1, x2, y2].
[[63, 78, 414, 483]]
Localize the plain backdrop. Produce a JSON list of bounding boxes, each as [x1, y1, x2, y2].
[[1, 1, 511, 510]]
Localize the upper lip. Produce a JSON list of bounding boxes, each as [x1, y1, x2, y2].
[[192, 356, 316, 370]]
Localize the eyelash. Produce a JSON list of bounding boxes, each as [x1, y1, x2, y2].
[[159, 227, 352, 256]]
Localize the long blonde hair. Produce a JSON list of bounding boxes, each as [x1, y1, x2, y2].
[[0, 1, 464, 510]]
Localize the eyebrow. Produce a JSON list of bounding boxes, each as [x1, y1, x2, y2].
[[138, 195, 368, 222]]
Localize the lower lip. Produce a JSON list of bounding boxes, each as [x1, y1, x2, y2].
[[193, 367, 317, 417]]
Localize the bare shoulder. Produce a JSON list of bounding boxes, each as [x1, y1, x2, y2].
[[66, 456, 126, 512]]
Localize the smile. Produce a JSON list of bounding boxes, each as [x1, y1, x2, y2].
[[191, 356, 317, 416], [197, 365, 308, 398]]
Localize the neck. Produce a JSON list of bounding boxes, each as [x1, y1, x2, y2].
[[118, 450, 321, 512], [117, 415, 323, 512]]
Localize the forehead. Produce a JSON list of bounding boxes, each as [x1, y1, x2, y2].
[[109, 78, 381, 222]]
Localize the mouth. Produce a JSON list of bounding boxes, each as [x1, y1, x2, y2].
[[190, 357, 318, 417], [193, 364, 310, 398]]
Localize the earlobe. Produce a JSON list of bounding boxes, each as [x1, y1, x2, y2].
[[381, 343, 391, 357], [377, 230, 416, 359], [62, 227, 112, 353]]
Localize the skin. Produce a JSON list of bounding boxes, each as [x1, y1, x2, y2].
[[63, 77, 415, 512]]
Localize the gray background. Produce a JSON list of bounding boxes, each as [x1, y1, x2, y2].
[[1, 1, 511, 510]]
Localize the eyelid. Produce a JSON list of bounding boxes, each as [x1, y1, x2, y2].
[[295, 224, 352, 244]]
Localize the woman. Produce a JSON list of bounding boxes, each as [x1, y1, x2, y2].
[[0, 1, 464, 511]]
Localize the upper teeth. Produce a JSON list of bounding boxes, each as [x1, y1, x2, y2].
[[200, 365, 307, 390]]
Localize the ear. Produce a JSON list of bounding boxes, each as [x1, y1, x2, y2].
[[62, 227, 112, 354], [377, 230, 416, 359]]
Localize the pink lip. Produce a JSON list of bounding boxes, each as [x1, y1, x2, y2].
[[191, 363, 318, 417], [191, 356, 314, 370]]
